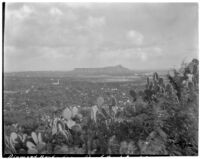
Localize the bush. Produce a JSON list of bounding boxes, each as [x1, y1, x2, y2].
[[4, 59, 198, 155]]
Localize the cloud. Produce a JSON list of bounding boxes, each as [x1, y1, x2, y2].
[[86, 16, 106, 28], [49, 7, 63, 16], [5, 4, 105, 51], [65, 3, 92, 9], [4, 3, 198, 71], [127, 30, 144, 45], [96, 45, 163, 64], [65, 10, 78, 21], [6, 4, 33, 20], [153, 47, 163, 55], [139, 52, 147, 61]]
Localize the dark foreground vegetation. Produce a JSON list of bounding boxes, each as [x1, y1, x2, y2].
[[3, 59, 198, 156]]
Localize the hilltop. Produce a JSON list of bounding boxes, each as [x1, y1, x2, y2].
[[70, 65, 135, 76]]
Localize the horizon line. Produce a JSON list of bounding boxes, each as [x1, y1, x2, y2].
[[4, 68, 171, 74]]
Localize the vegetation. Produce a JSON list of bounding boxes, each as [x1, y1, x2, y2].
[[4, 59, 198, 155]]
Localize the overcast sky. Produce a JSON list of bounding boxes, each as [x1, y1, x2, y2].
[[4, 3, 198, 72]]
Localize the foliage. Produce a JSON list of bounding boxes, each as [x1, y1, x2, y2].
[[4, 59, 198, 155]]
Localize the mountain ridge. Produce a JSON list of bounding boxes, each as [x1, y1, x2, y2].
[[5, 65, 136, 77], [70, 64, 135, 76]]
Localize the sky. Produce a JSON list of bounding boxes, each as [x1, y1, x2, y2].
[[4, 3, 198, 72]]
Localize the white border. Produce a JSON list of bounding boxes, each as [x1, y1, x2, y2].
[[0, 1, 199, 159]]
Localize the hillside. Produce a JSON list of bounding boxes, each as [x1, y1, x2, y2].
[[71, 65, 135, 76], [4, 65, 137, 77]]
